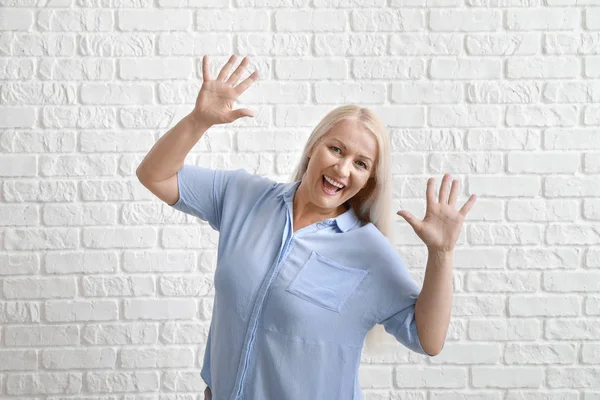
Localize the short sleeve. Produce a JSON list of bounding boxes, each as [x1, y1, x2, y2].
[[169, 164, 240, 231], [377, 255, 445, 357], [379, 298, 445, 357]]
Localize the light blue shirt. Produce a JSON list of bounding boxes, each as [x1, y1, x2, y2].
[[170, 164, 442, 400]]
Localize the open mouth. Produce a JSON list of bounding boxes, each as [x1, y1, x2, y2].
[[322, 175, 345, 195]]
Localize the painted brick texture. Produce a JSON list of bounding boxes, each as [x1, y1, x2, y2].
[[0, 1, 599, 399]]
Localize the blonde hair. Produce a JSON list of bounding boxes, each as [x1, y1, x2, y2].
[[290, 105, 393, 240], [290, 105, 394, 348]]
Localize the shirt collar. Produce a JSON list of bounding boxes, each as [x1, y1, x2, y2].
[[277, 181, 361, 233]]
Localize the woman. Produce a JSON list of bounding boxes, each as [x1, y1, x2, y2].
[[136, 55, 476, 400]]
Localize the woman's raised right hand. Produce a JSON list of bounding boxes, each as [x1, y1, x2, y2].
[[190, 55, 259, 127]]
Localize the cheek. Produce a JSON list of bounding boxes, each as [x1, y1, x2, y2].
[[353, 175, 370, 191]]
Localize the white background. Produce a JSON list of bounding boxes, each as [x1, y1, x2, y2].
[[1, 0, 600, 399]]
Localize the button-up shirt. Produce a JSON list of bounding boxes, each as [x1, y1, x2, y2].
[[170, 164, 440, 400]]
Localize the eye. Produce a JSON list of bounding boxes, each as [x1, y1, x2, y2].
[[330, 146, 341, 153], [356, 160, 368, 169]]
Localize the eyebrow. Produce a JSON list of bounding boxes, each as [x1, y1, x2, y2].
[[330, 139, 374, 163]]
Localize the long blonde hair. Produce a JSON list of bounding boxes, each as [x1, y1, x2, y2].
[[290, 105, 394, 348]]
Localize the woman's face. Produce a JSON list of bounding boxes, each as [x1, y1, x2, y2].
[[303, 119, 378, 214]]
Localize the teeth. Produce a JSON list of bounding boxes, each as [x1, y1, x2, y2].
[[324, 175, 344, 189]]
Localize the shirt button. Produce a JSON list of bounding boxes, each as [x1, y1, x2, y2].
[[316, 223, 325, 229]]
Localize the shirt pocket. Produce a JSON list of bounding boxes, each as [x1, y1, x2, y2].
[[286, 251, 368, 313]]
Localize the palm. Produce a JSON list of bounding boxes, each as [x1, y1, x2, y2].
[[417, 204, 464, 250], [397, 174, 477, 253], [192, 55, 259, 126], [196, 80, 238, 124]]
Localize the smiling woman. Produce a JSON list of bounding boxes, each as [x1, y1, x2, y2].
[[291, 106, 392, 238], [136, 55, 453, 400], [291, 118, 379, 232], [288, 106, 398, 348]]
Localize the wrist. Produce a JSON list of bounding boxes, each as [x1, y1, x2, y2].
[[427, 247, 454, 258], [186, 112, 212, 133]]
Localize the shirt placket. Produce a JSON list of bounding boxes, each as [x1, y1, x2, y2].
[[230, 203, 296, 400]]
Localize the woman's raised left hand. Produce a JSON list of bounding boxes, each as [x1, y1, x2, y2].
[[396, 174, 477, 253]]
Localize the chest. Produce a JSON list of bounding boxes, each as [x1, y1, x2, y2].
[[259, 238, 375, 345], [213, 207, 378, 345]]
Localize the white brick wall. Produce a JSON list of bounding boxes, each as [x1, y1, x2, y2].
[[0, 1, 599, 399]]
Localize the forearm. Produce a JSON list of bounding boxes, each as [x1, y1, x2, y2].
[[414, 249, 453, 355], [136, 113, 211, 183]]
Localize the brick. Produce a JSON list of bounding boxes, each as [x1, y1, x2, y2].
[[466, 33, 539, 55], [80, 83, 153, 104], [6, 372, 82, 395], [123, 298, 197, 320], [119, 58, 192, 80], [197, 9, 269, 31], [390, 33, 462, 55], [80, 33, 154, 56], [118, 10, 191, 31], [507, 57, 579, 79], [45, 300, 118, 322], [37, 9, 112, 31], [275, 9, 346, 32], [0, 9, 33, 30], [507, 8, 579, 30], [351, 9, 424, 31], [430, 58, 502, 79], [430, 9, 501, 32], [3, 277, 77, 299], [0, 107, 35, 128]]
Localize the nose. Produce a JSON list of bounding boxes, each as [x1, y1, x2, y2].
[[333, 158, 351, 177]]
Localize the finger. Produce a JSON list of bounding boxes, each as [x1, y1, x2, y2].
[[458, 194, 477, 217], [202, 55, 211, 81], [426, 177, 436, 208], [229, 108, 255, 121], [235, 70, 259, 95], [448, 179, 459, 206], [438, 174, 451, 204], [217, 54, 238, 81], [226, 56, 250, 86], [397, 210, 420, 230]]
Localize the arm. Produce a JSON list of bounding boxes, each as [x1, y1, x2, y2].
[[136, 113, 210, 183], [376, 240, 437, 357], [414, 249, 453, 356], [396, 173, 477, 356], [136, 114, 210, 205], [136, 54, 258, 205]]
